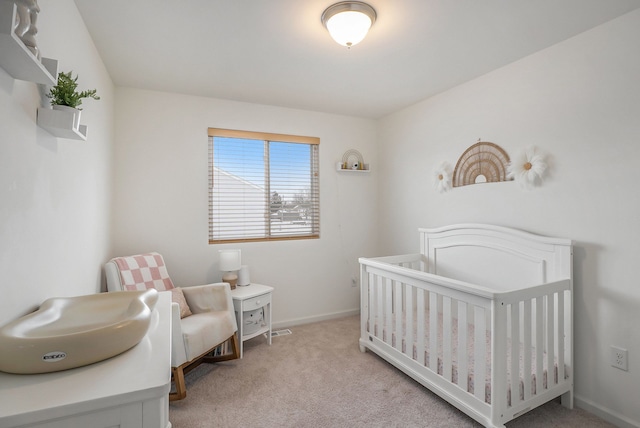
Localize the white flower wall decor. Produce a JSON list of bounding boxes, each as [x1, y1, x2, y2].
[[507, 146, 547, 189], [435, 162, 453, 193]]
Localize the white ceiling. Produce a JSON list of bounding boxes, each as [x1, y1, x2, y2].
[[73, 0, 640, 119]]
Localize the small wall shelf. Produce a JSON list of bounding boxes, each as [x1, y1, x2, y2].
[[337, 149, 370, 172], [0, 2, 57, 85], [37, 108, 88, 141], [336, 162, 370, 172]]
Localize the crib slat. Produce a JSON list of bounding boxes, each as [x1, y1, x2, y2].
[[523, 299, 532, 401], [458, 300, 468, 391], [546, 293, 555, 388], [368, 273, 375, 334], [535, 296, 544, 395], [429, 292, 438, 371], [491, 302, 508, 422], [474, 306, 486, 401], [376, 275, 383, 340], [443, 296, 452, 381], [510, 303, 520, 406], [557, 292, 565, 383], [417, 288, 426, 365], [369, 273, 375, 335], [385, 278, 392, 345], [406, 285, 413, 357], [394, 281, 403, 352], [361, 266, 369, 338]]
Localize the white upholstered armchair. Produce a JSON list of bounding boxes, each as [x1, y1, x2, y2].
[[104, 252, 239, 401]]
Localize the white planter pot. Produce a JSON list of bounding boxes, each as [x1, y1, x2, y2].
[[52, 105, 81, 131]]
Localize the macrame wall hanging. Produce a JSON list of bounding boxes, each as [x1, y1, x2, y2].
[[452, 141, 512, 187]]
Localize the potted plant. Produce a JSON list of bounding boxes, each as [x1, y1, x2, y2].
[[47, 71, 100, 130]]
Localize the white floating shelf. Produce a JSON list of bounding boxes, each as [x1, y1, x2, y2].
[[37, 108, 88, 141], [0, 2, 57, 85], [336, 162, 370, 173]]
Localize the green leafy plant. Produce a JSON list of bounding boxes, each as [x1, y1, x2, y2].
[[47, 71, 100, 109]]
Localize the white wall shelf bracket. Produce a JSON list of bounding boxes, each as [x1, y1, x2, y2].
[[37, 108, 88, 141], [0, 2, 58, 85]]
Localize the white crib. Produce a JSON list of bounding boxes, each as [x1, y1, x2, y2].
[[359, 224, 573, 428]]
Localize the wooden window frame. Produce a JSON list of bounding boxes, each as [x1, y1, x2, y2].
[[208, 128, 320, 244]]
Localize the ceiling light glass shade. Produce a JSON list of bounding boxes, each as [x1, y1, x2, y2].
[[322, 2, 377, 48]]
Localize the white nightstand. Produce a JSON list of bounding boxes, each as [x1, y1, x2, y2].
[[230, 283, 273, 358]]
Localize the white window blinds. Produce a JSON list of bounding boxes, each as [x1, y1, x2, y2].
[[208, 128, 320, 243]]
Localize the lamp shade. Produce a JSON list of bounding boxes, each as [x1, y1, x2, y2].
[[322, 2, 376, 48], [219, 249, 241, 271]]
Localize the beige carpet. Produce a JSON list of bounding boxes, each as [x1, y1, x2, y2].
[[169, 315, 612, 428]]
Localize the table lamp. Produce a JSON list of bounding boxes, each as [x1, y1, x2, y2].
[[219, 249, 241, 289]]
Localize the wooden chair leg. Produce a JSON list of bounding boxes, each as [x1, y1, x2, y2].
[[169, 366, 187, 401], [229, 332, 240, 360], [170, 333, 240, 401]]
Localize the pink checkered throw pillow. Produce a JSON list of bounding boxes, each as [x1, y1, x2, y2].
[[113, 253, 175, 291]]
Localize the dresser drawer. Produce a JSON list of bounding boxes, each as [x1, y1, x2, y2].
[[241, 293, 271, 311]]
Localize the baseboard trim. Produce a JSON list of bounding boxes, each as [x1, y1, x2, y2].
[[273, 309, 359, 330], [575, 394, 639, 428]]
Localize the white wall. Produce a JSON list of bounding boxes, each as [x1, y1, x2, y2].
[[112, 88, 378, 326], [4, 3, 636, 425], [377, 10, 640, 427], [0, 0, 114, 325]]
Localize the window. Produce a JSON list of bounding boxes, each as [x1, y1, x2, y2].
[[208, 128, 320, 243]]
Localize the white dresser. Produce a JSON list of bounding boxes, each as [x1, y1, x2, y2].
[[0, 292, 172, 428]]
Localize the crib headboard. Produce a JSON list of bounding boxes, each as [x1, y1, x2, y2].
[[420, 224, 572, 291]]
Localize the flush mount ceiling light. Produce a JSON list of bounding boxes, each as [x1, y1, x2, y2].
[[321, 1, 377, 48]]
